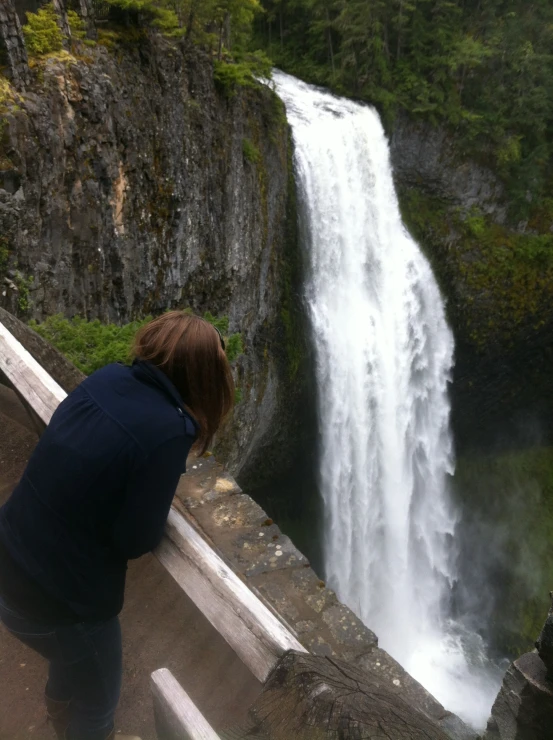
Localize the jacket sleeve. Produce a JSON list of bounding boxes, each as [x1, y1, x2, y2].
[[111, 436, 193, 560]]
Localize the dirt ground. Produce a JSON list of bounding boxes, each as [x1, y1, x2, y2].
[[0, 385, 261, 740]]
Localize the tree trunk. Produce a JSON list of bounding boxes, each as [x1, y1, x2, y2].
[[185, 3, 196, 42], [0, 0, 30, 90], [244, 652, 453, 740], [217, 19, 223, 60], [325, 7, 335, 78], [397, 0, 403, 60], [223, 11, 230, 52]]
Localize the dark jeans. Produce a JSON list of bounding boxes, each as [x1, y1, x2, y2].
[[0, 595, 122, 740]]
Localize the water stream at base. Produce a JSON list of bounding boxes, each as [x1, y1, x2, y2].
[[273, 70, 504, 730]]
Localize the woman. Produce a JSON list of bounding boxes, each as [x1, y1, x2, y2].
[[0, 311, 234, 740]]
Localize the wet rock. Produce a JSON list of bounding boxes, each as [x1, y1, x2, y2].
[[535, 592, 553, 680], [484, 651, 553, 740]]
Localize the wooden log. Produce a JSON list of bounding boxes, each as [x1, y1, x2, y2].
[[155, 509, 306, 684], [0, 320, 67, 424], [151, 668, 220, 740], [244, 651, 452, 740]]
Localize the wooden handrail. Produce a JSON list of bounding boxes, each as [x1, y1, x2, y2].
[[156, 509, 305, 683], [0, 319, 306, 686], [0, 321, 66, 424], [151, 668, 221, 740]]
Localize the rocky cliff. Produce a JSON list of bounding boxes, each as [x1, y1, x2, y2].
[[390, 116, 553, 653], [0, 35, 310, 485], [390, 116, 553, 454]]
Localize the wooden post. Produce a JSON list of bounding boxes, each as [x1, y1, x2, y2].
[[151, 668, 221, 740], [155, 509, 306, 684]]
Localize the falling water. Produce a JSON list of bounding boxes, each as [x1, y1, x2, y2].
[[273, 71, 503, 729]]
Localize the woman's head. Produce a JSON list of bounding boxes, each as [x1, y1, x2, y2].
[[133, 311, 234, 454]]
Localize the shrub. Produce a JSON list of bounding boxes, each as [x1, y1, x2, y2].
[[30, 311, 244, 375], [203, 311, 229, 336], [29, 314, 149, 375], [225, 332, 244, 363], [14, 272, 34, 313], [67, 10, 87, 41], [242, 138, 260, 165], [23, 4, 63, 57], [213, 61, 256, 97]]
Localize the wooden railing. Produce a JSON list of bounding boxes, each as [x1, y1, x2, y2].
[[0, 319, 306, 739]]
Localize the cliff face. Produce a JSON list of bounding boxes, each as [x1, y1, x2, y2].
[[0, 37, 309, 483], [391, 116, 553, 653], [390, 116, 553, 452]]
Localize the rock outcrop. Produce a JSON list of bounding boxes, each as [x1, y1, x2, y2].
[[0, 0, 30, 89], [0, 38, 310, 484], [535, 593, 553, 680], [390, 115, 553, 453], [484, 652, 553, 740], [484, 596, 553, 740]]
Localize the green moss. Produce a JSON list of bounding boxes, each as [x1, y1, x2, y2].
[[399, 186, 553, 350], [0, 76, 21, 111], [242, 138, 260, 165], [0, 237, 9, 278], [278, 132, 306, 380], [14, 272, 34, 314], [454, 447, 553, 654]]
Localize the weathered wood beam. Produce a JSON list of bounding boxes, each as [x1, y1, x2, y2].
[[155, 510, 306, 684], [0, 320, 67, 424], [151, 668, 221, 740], [246, 651, 452, 740]]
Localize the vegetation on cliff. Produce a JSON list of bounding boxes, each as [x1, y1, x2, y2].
[[455, 447, 553, 655], [29, 313, 243, 375], [399, 188, 553, 350], [254, 1, 553, 214]]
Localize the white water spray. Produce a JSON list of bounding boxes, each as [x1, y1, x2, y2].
[[273, 71, 503, 729]]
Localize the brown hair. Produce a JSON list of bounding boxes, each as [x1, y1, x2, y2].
[[133, 311, 234, 455]]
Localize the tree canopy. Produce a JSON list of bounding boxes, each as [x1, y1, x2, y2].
[[254, 0, 553, 213]]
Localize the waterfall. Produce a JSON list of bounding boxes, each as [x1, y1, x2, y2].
[[273, 71, 503, 730]]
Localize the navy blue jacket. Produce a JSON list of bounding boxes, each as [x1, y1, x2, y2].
[[0, 360, 197, 621]]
